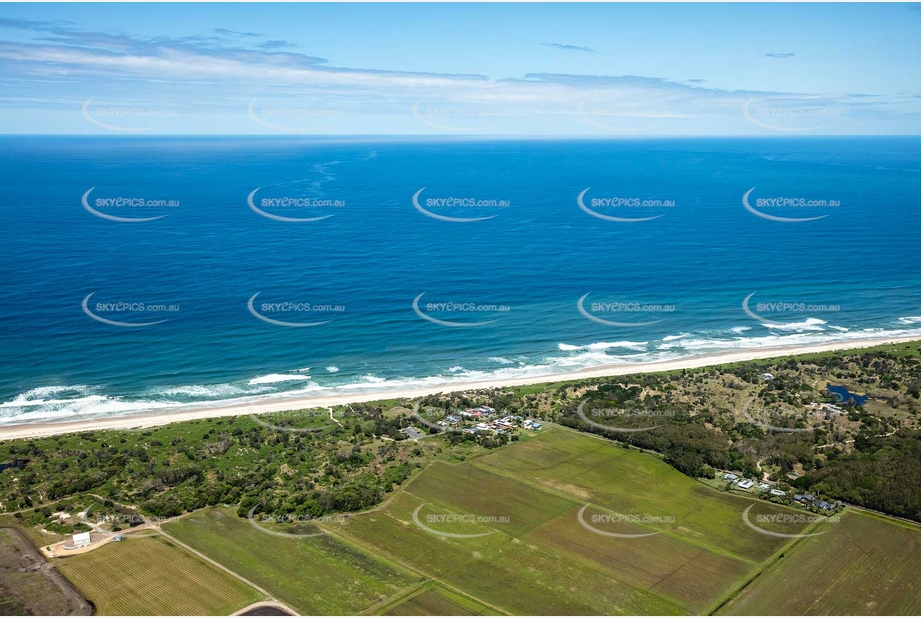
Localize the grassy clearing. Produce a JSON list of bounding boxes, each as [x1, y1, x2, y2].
[[380, 583, 493, 615], [323, 489, 685, 615], [719, 510, 921, 615], [164, 507, 421, 615], [475, 428, 806, 562], [55, 534, 261, 615]]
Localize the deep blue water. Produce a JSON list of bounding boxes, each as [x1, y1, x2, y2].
[[1, 137, 920, 424], [827, 384, 869, 406]]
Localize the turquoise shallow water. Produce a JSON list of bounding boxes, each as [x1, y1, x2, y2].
[[1, 136, 920, 424]]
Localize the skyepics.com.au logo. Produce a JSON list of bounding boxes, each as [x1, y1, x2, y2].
[[576, 505, 670, 538], [411, 504, 506, 538], [577, 188, 675, 222], [247, 506, 348, 538], [247, 187, 344, 222], [82, 98, 179, 133], [82, 512, 171, 527], [411, 96, 488, 133], [577, 293, 674, 327], [412, 401, 452, 433], [412, 293, 510, 328], [742, 292, 841, 327], [742, 399, 820, 434], [742, 97, 841, 133], [248, 293, 343, 327], [82, 188, 178, 222], [82, 293, 178, 328], [742, 188, 839, 223], [576, 101, 661, 133], [741, 505, 839, 538], [575, 399, 673, 433], [249, 408, 340, 434], [412, 188, 509, 222], [247, 99, 344, 133]]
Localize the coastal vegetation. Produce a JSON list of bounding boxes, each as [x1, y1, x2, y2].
[[1, 342, 921, 615], [1, 343, 920, 536]]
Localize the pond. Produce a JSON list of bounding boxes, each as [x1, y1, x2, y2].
[[827, 384, 868, 406]]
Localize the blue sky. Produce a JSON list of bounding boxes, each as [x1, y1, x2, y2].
[[1, 2, 919, 135]]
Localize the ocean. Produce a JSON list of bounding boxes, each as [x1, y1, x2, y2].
[[1, 136, 920, 425]]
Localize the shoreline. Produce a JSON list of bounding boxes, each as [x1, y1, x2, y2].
[[2, 334, 919, 441]]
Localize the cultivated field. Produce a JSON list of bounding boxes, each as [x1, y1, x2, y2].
[[475, 429, 806, 562], [380, 583, 494, 615], [719, 510, 921, 615], [55, 534, 263, 615], [320, 427, 812, 615], [164, 507, 421, 615]]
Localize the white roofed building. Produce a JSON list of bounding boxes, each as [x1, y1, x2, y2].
[[72, 532, 91, 548]]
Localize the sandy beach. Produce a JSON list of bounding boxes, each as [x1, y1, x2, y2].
[[2, 334, 919, 441]]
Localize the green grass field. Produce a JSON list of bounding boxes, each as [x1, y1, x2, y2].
[[719, 510, 921, 615], [380, 583, 495, 615], [55, 534, 262, 615], [317, 427, 812, 615], [164, 507, 421, 615], [475, 428, 805, 563]]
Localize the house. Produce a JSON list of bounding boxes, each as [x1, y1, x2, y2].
[[445, 415, 459, 424], [813, 500, 836, 511], [770, 489, 786, 497], [475, 422, 489, 431], [530, 422, 543, 430], [759, 483, 770, 491], [761, 373, 775, 381], [72, 532, 91, 549], [723, 473, 739, 481], [523, 420, 534, 428], [793, 493, 815, 503], [737, 479, 755, 490]]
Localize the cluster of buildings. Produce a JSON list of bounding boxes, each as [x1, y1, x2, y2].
[[457, 405, 497, 419], [722, 472, 838, 512], [793, 492, 838, 512], [436, 406, 542, 434], [723, 473, 786, 496], [808, 401, 845, 415]]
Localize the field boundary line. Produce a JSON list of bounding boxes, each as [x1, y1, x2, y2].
[[846, 504, 921, 530], [360, 579, 432, 615], [315, 515, 511, 616], [548, 421, 667, 459], [707, 515, 824, 615], [153, 528, 280, 607]]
